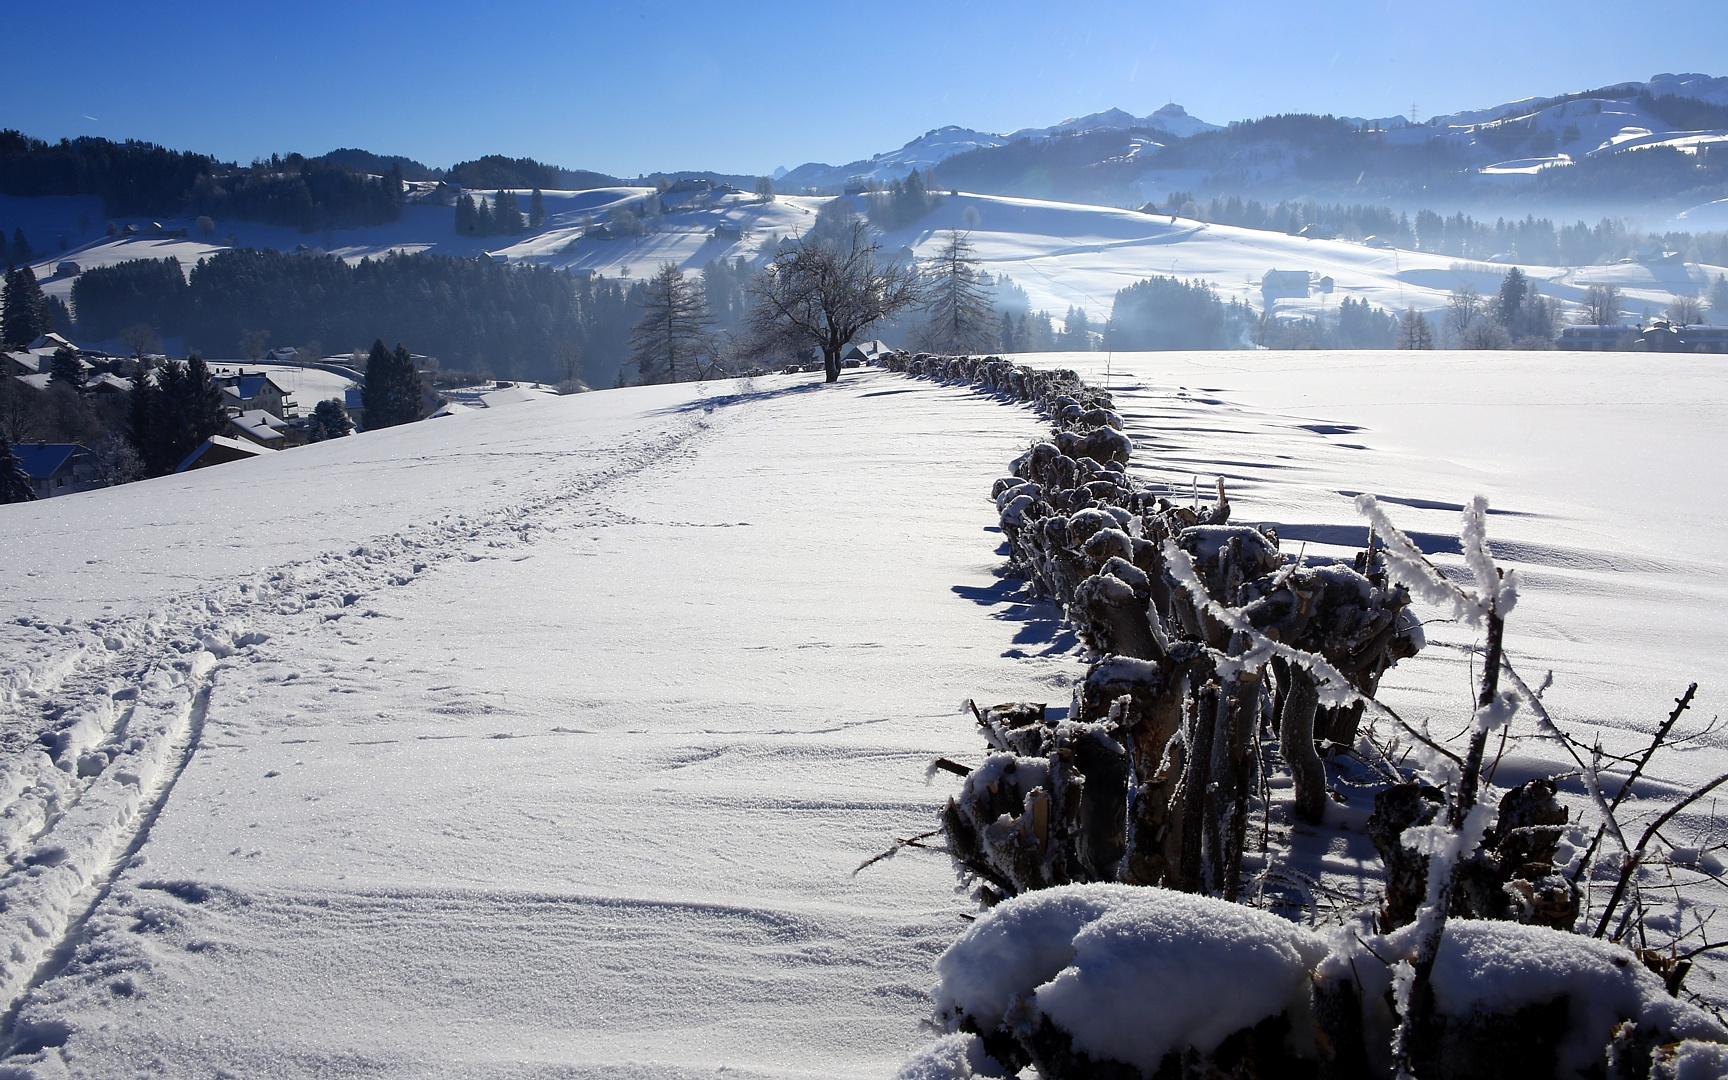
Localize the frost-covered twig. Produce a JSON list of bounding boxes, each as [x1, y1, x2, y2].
[[1353, 493, 1518, 628], [1571, 683, 1699, 891], [1378, 495, 1519, 1078], [1500, 657, 1632, 865], [1596, 771, 1728, 940], [853, 827, 944, 875]]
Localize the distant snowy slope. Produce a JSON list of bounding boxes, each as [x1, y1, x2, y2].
[[16, 183, 1717, 346], [1645, 72, 1728, 106], [532, 190, 1717, 325], [776, 127, 1010, 190], [1402, 73, 1728, 171]]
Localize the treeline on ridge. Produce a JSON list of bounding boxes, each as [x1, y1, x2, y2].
[[1172, 194, 1728, 265], [445, 155, 616, 192], [71, 250, 640, 387], [0, 132, 407, 232], [0, 130, 212, 217]]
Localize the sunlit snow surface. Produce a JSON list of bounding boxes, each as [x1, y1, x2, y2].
[[0, 353, 1724, 1077]]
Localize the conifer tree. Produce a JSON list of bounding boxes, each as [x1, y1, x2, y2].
[[309, 398, 353, 440], [475, 197, 496, 237], [529, 188, 546, 230], [360, 339, 424, 428], [44, 295, 70, 334], [389, 344, 424, 423], [0, 433, 35, 502], [130, 354, 226, 474], [629, 263, 712, 383], [1, 267, 49, 348], [1058, 305, 1094, 350], [917, 229, 994, 354], [48, 346, 84, 389], [1396, 308, 1434, 349], [361, 339, 393, 426], [10, 228, 31, 264], [183, 355, 226, 443], [128, 367, 163, 473], [455, 194, 478, 236], [1493, 266, 1528, 327], [494, 190, 524, 235]]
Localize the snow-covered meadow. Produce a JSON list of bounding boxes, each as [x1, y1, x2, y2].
[[0, 350, 1724, 1076]]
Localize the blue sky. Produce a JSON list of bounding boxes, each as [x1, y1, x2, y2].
[[10, 0, 1726, 177]]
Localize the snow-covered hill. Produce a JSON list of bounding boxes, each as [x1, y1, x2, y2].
[[19, 184, 1718, 343], [0, 351, 1723, 1076]]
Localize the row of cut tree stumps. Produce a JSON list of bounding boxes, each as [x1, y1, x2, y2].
[[889, 352, 1431, 905], [880, 353, 1685, 1080]]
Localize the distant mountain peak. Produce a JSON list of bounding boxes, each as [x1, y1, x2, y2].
[[1007, 105, 1221, 142], [772, 103, 1220, 192]]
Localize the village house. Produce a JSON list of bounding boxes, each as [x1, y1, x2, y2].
[[86, 373, 134, 396], [226, 408, 303, 448], [1558, 325, 1646, 351], [14, 443, 94, 499], [1261, 269, 1315, 303], [343, 387, 366, 431], [175, 435, 273, 473], [217, 371, 297, 419]]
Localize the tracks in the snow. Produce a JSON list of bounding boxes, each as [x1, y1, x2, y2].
[[0, 405, 727, 1035]]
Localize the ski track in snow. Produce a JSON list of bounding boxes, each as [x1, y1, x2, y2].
[[0, 373, 1070, 1077], [0, 405, 748, 1063]]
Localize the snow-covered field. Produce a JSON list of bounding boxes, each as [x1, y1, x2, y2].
[[13, 188, 1719, 338], [0, 352, 1724, 1076]]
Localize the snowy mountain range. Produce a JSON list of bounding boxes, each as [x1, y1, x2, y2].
[[770, 74, 1728, 216], [773, 103, 1219, 190]]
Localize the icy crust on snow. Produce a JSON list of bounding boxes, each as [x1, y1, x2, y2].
[[932, 884, 1327, 1068], [1417, 920, 1728, 1077]]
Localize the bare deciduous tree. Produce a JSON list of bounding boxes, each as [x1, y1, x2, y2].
[[239, 329, 271, 362], [1444, 283, 1483, 345], [1579, 283, 1623, 325], [119, 323, 161, 359], [1459, 318, 1513, 350], [1666, 295, 1706, 325], [745, 220, 921, 382]]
